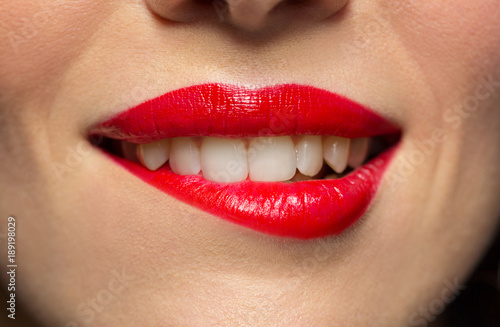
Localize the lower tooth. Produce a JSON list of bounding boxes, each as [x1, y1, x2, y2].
[[323, 136, 350, 174], [289, 172, 313, 182], [169, 137, 201, 175], [324, 174, 341, 180]]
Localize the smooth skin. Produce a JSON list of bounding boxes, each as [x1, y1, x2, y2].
[[0, 0, 499, 326]]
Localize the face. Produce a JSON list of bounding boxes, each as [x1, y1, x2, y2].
[[1, 0, 499, 326]]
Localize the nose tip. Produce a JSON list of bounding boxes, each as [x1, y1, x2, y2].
[[221, 0, 284, 31]]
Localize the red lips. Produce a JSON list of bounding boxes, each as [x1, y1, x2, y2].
[[92, 84, 399, 239]]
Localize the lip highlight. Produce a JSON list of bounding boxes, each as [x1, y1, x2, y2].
[[93, 84, 399, 239]]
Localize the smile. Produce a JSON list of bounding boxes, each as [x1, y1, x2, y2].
[[91, 84, 401, 239]]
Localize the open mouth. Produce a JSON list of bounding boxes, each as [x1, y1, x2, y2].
[[90, 84, 401, 239]]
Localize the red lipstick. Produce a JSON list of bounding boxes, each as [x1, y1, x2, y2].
[[93, 84, 399, 239]]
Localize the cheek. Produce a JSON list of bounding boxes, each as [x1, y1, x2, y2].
[[385, 0, 500, 153], [386, 0, 500, 80], [0, 1, 114, 97]]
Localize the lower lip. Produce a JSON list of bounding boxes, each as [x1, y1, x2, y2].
[[108, 147, 396, 239]]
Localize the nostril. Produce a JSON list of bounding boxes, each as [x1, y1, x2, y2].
[[211, 0, 230, 22], [146, 0, 214, 22], [146, 0, 349, 31]]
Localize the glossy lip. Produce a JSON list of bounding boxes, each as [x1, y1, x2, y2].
[[91, 83, 400, 239]]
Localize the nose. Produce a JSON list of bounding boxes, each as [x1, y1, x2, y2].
[[146, 0, 349, 32], [225, 0, 286, 30]]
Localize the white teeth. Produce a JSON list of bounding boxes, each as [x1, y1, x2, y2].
[[169, 137, 201, 175], [121, 141, 139, 163], [248, 136, 296, 182], [323, 136, 350, 174], [348, 137, 370, 168], [131, 134, 373, 181], [295, 135, 323, 177], [137, 139, 170, 171], [201, 137, 248, 183]]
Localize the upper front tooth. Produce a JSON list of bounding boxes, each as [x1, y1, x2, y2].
[[295, 135, 323, 177], [348, 137, 370, 168], [323, 136, 350, 174], [201, 137, 248, 183], [248, 136, 296, 182], [137, 139, 170, 171], [169, 137, 201, 175]]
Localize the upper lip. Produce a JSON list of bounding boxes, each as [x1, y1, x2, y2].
[[91, 83, 399, 142], [91, 83, 401, 239]]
